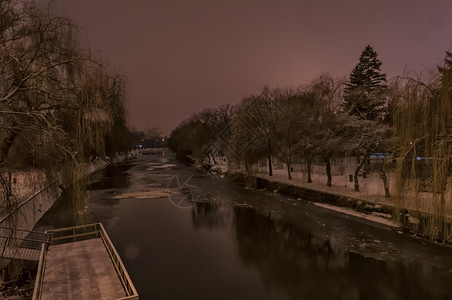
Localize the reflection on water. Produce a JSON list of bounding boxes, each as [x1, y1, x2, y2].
[[35, 162, 134, 230], [192, 201, 452, 299], [192, 202, 233, 230], [88, 162, 134, 190], [34, 187, 83, 229]]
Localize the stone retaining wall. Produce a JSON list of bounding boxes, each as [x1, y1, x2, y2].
[[230, 172, 452, 242]]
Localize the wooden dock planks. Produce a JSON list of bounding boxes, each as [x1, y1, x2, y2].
[[40, 238, 126, 299]]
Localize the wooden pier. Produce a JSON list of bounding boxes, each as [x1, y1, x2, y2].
[[32, 223, 138, 300]]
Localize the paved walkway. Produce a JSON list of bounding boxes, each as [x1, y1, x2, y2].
[[41, 238, 125, 299]]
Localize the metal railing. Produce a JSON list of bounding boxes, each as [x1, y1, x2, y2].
[[0, 182, 59, 224], [98, 223, 139, 300], [32, 223, 138, 300], [0, 226, 48, 260], [45, 223, 101, 245], [32, 234, 50, 300]]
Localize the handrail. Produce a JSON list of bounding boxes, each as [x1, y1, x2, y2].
[[45, 223, 100, 245], [0, 234, 49, 246], [0, 226, 46, 234], [0, 230, 49, 260], [0, 181, 59, 224], [45, 223, 98, 234], [49, 231, 99, 242], [32, 234, 50, 300], [98, 223, 139, 299], [32, 223, 138, 300]]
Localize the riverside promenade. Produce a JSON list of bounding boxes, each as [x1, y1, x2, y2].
[[257, 169, 395, 207], [243, 168, 452, 222]]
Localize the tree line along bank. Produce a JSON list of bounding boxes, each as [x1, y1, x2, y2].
[[169, 45, 452, 241]]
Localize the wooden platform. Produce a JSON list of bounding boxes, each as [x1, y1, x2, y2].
[[1, 246, 40, 261], [40, 238, 126, 299]]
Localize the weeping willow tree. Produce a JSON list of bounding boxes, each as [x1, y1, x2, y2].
[[393, 57, 452, 240], [58, 56, 127, 225], [0, 0, 129, 229]]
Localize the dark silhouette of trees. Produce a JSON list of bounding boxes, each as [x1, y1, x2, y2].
[[227, 87, 281, 176], [274, 88, 305, 180], [249, 86, 281, 176], [0, 0, 129, 225], [344, 45, 387, 122], [168, 104, 235, 165], [437, 50, 452, 76], [343, 45, 389, 191], [309, 74, 345, 186]]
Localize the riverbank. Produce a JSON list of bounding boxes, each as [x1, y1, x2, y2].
[[221, 166, 452, 243]]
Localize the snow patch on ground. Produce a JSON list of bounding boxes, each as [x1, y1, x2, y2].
[[146, 163, 177, 170], [113, 190, 169, 199], [313, 202, 401, 228]]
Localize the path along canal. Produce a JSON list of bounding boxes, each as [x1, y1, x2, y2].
[[34, 151, 452, 299]]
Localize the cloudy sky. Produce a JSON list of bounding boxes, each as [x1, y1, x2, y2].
[[39, 0, 452, 135]]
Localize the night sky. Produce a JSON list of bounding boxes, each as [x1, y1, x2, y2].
[[39, 0, 452, 135]]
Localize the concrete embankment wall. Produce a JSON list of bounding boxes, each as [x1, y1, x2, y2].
[[229, 173, 394, 215], [0, 180, 61, 271], [0, 153, 135, 271], [229, 172, 452, 242]]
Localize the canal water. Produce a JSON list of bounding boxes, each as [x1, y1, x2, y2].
[[35, 151, 452, 299]]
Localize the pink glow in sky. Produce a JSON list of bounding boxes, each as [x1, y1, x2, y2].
[[39, 0, 452, 135]]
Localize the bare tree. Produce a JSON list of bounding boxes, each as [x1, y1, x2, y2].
[[0, 1, 129, 226], [274, 87, 315, 180], [309, 74, 345, 186], [251, 86, 281, 176]]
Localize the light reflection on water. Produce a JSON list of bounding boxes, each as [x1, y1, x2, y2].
[[36, 154, 452, 299], [189, 200, 452, 300]]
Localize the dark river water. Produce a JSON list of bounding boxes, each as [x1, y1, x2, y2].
[[35, 151, 452, 299]]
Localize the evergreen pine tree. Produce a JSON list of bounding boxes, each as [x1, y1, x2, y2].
[[344, 45, 387, 121], [437, 50, 452, 77]]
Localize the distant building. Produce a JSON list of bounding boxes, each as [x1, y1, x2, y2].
[[144, 126, 161, 141]]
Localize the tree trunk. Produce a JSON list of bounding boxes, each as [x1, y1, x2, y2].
[[287, 147, 292, 180], [0, 128, 18, 166], [379, 162, 391, 198], [354, 154, 367, 191], [440, 192, 445, 238], [267, 155, 272, 176], [307, 158, 312, 183], [326, 158, 332, 187]]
